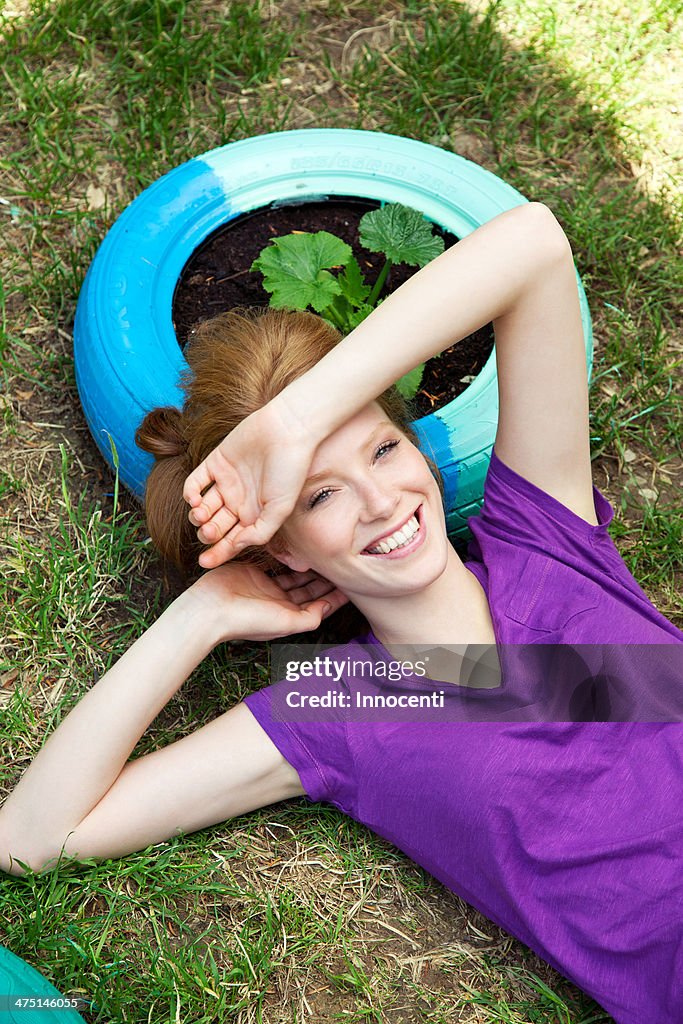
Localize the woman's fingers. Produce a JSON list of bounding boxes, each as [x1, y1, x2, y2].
[[187, 484, 225, 527], [297, 589, 349, 628], [273, 570, 325, 593], [303, 587, 349, 615], [319, 588, 349, 615], [185, 450, 257, 527], [286, 577, 336, 606], [189, 478, 295, 563], [200, 506, 293, 568], [183, 461, 217, 512], [198, 532, 245, 569], [234, 500, 297, 550], [195, 515, 270, 567], [196, 505, 239, 545], [272, 570, 348, 616], [182, 401, 321, 568]]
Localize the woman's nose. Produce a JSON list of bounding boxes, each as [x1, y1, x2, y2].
[[358, 480, 399, 521]]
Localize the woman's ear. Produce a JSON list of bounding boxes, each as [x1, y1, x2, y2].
[[265, 539, 311, 574]]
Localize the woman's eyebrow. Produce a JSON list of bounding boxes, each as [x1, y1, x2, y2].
[[303, 421, 395, 486]]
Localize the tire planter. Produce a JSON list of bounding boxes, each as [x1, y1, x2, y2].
[[0, 945, 87, 1023], [74, 129, 593, 538]]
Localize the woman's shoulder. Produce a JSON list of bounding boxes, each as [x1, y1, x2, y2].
[[466, 450, 683, 646], [465, 447, 619, 598], [476, 447, 614, 543]]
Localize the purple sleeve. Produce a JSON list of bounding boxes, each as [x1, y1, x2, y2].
[[474, 447, 616, 551], [243, 683, 358, 815], [466, 448, 683, 644]]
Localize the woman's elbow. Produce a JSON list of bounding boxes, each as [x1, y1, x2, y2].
[[523, 201, 573, 259], [0, 842, 59, 876], [0, 840, 43, 877], [0, 825, 80, 877]]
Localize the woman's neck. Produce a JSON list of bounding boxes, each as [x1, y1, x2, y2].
[[356, 544, 495, 653]]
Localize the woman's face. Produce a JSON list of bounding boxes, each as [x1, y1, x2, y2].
[[272, 403, 451, 601]]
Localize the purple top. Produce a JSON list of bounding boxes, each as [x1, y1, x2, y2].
[[244, 450, 683, 1023], [464, 449, 682, 645]]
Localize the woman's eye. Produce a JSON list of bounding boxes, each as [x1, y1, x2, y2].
[[375, 439, 400, 459], [305, 440, 400, 509], [308, 487, 334, 509]]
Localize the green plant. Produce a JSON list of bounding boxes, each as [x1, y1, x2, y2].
[[250, 202, 445, 398]]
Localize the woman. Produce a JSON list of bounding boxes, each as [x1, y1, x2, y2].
[[0, 203, 681, 1023]]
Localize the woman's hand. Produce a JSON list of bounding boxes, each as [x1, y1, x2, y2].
[[183, 398, 319, 569], [190, 563, 349, 643]]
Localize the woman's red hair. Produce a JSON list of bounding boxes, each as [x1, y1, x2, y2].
[[136, 306, 431, 581]]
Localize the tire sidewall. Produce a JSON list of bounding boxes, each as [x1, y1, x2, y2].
[[74, 129, 593, 536]]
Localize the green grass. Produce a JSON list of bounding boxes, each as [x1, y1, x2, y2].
[[0, 0, 681, 1021]]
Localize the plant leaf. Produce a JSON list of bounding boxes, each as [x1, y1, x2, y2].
[[251, 231, 353, 313], [395, 364, 425, 400], [359, 203, 444, 267], [344, 303, 376, 332], [336, 255, 372, 309]]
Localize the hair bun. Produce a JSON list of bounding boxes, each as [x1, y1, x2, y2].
[[135, 406, 188, 459]]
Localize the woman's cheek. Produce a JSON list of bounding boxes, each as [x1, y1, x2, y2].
[[311, 518, 356, 572]]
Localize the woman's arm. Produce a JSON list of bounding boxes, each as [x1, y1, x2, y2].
[[0, 567, 343, 875], [280, 202, 570, 440], [0, 590, 217, 874], [296, 200, 594, 521], [186, 201, 583, 564]]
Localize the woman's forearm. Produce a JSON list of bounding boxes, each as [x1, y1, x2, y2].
[[279, 202, 568, 437], [0, 589, 220, 871]]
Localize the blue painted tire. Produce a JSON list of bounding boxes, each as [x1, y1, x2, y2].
[[0, 945, 87, 1023], [74, 129, 593, 538]]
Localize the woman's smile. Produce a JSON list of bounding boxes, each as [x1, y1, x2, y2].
[[360, 504, 426, 558], [271, 404, 450, 601]]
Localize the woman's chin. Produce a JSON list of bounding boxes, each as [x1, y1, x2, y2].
[[354, 547, 452, 602]]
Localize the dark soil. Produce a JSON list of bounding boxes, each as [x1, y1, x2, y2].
[[172, 198, 495, 420]]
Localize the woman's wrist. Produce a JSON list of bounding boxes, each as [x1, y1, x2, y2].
[[266, 388, 329, 450], [276, 357, 362, 442], [180, 581, 235, 647]]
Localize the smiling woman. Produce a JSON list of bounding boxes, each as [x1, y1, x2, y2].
[[267, 404, 458, 615], [133, 305, 426, 584], [1, 203, 682, 1024]]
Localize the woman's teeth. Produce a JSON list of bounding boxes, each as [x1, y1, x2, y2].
[[366, 515, 419, 554]]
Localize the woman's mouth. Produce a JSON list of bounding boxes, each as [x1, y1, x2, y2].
[[361, 505, 425, 559]]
